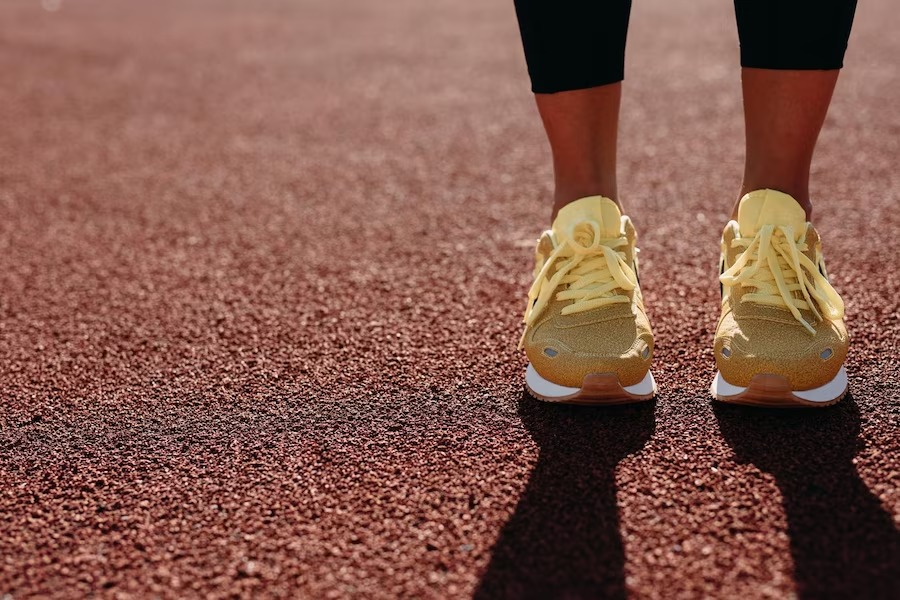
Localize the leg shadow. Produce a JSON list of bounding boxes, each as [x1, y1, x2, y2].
[[475, 393, 656, 600], [714, 395, 900, 599]]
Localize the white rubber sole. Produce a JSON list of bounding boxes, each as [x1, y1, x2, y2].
[[711, 366, 848, 407], [525, 364, 656, 405]]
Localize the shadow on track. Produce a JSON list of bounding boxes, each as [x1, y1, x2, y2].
[[714, 395, 900, 599], [474, 393, 656, 600]]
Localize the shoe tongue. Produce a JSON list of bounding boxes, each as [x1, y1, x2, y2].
[[552, 196, 623, 242], [737, 189, 807, 239]]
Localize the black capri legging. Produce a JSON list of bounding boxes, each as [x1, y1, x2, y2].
[[515, 1, 858, 94]]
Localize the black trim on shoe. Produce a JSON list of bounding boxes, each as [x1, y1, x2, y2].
[[718, 256, 725, 297]]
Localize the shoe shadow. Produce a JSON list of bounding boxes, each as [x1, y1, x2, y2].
[[474, 392, 656, 600], [713, 395, 900, 599]]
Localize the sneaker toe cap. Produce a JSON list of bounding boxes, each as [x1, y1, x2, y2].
[[525, 317, 653, 388], [715, 316, 848, 389]]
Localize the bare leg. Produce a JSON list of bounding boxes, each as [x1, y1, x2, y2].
[[536, 83, 622, 223], [737, 68, 840, 219]]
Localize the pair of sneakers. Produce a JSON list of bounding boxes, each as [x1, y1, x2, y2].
[[520, 189, 849, 407]]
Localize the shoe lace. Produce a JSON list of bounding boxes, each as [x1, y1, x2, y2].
[[519, 220, 637, 349], [719, 224, 844, 335]]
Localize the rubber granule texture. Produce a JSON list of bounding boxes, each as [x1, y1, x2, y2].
[[1, 0, 898, 598]]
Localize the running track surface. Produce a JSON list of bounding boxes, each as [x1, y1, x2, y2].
[[1, 1, 898, 598]]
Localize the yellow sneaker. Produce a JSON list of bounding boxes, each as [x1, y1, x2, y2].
[[520, 196, 656, 404], [712, 189, 849, 407]]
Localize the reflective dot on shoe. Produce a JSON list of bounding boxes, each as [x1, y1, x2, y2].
[[721, 347, 731, 358], [820, 348, 833, 360], [543, 347, 558, 358]]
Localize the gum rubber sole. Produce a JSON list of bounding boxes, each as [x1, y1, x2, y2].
[[525, 364, 657, 405], [710, 366, 848, 408]]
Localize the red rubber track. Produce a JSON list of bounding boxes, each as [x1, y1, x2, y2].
[[1, 0, 898, 598]]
